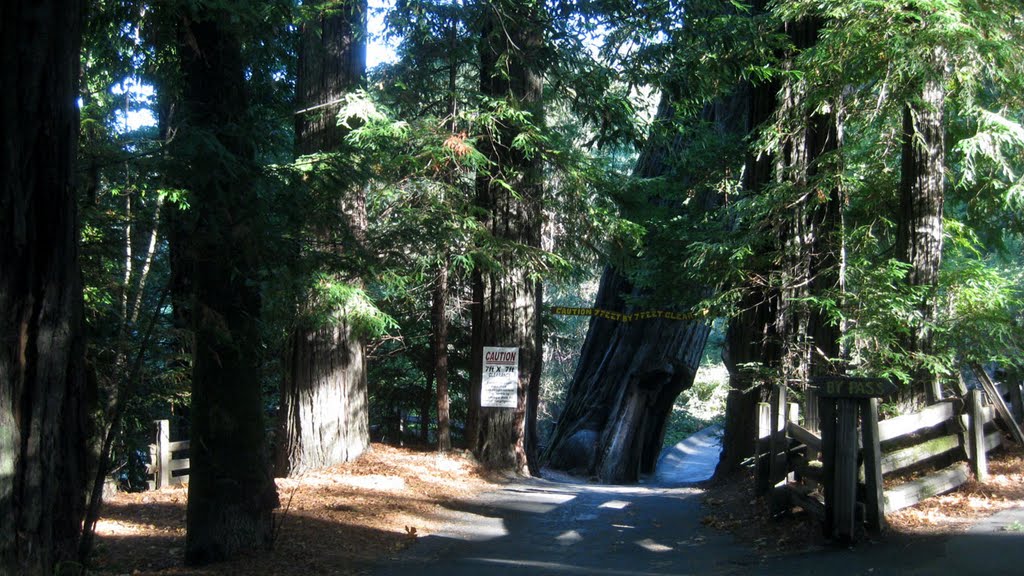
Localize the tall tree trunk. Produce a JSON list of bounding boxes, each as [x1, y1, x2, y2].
[[177, 8, 279, 565], [469, 1, 545, 473], [715, 15, 844, 477], [715, 71, 780, 479], [432, 10, 459, 455], [715, 294, 776, 478], [432, 264, 452, 451], [0, 2, 88, 573], [421, 367, 433, 443], [786, 18, 844, 431], [804, 82, 843, 433], [545, 94, 746, 483], [276, 0, 370, 476], [896, 74, 946, 406]]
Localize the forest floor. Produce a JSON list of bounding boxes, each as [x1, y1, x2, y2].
[[91, 444, 493, 575], [700, 442, 1024, 556], [91, 441, 1024, 574]]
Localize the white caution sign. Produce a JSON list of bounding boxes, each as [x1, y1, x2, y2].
[[481, 346, 519, 408]]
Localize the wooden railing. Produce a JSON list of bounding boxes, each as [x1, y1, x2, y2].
[[755, 374, 1024, 542], [147, 419, 190, 489]]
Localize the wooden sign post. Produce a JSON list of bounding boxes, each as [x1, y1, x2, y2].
[[813, 377, 898, 544]]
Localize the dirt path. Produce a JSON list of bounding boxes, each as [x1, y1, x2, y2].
[[92, 437, 1024, 574], [369, 431, 1024, 576], [370, 426, 744, 575], [371, 478, 760, 576]]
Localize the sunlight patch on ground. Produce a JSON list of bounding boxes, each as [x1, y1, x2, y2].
[[599, 499, 632, 510], [556, 529, 584, 545], [635, 538, 673, 553], [469, 557, 678, 575], [455, 515, 510, 541], [95, 518, 147, 536], [334, 473, 407, 492], [277, 472, 406, 493]]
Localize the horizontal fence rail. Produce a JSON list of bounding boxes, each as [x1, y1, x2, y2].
[[756, 372, 1023, 543]]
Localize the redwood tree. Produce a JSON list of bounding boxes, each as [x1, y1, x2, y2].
[[432, 264, 452, 451], [177, 4, 279, 564], [0, 1, 89, 572], [469, 0, 546, 473], [896, 77, 946, 405], [544, 93, 747, 483], [715, 14, 845, 477], [276, 0, 370, 477]]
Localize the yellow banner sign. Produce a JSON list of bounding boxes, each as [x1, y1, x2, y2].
[[550, 306, 696, 322]]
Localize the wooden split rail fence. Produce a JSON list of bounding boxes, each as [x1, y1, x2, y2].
[[147, 419, 190, 489], [755, 373, 1024, 543]]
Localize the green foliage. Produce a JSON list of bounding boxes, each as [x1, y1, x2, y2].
[[69, 0, 1024, 480], [662, 364, 729, 448], [306, 276, 398, 338]]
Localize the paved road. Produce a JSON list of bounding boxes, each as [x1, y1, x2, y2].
[[371, 429, 1024, 575]]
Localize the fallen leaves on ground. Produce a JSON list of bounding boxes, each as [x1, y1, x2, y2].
[[886, 444, 1024, 534], [700, 444, 1024, 554], [91, 444, 493, 575]]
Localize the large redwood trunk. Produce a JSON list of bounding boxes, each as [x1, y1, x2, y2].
[[544, 95, 746, 483], [276, 0, 370, 476], [781, 17, 844, 430], [715, 63, 780, 478], [715, 15, 844, 477], [0, 2, 89, 573], [896, 74, 946, 405], [178, 8, 279, 564], [469, 2, 545, 473]]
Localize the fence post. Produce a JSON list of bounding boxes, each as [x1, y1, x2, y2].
[[969, 389, 988, 483], [155, 419, 170, 489], [818, 396, 835, 537], [756, 401, 771, 494], [861, 398, 885, 534], [769, 385, 787, 488], [1007, 377, 1024, 426], [805, 387, 820, 434], [833, 398, 859, 543]]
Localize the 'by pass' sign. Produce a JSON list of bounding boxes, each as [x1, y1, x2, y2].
[[812, 376, 898, 399]]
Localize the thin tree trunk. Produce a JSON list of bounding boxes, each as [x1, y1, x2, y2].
[[804, 84, 843, 433], [0, 2, 88, 573], [432, 264, 452, 451], [421, 368, 433, 443], [178, 8, 278, 565], [276, 0, 370, 476]]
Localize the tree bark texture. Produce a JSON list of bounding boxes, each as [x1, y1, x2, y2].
[[544, 95, 746, 484], [295, 0, 367, 157], [715, 70, 781, 479], [177, 9, 279, 565], [716, 16, 845, 475], [782, 18, 844, 431], [0, 2, 88, 573], [469, 2, 545, 473], [896, 76, 945, 405], [715, 293, 776, 478], [277, 0, 370, 477], [432, 264, 452, 451]]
